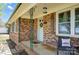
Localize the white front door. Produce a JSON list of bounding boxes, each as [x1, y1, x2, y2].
[[37, 17, 43, 42]]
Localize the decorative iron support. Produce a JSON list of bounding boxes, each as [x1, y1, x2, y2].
[[29, 8, 34, 49], [7, 24, 10, 34], [18, 17, 21, 42]]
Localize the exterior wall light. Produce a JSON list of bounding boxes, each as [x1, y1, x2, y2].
[[43, 7, 47, 14]]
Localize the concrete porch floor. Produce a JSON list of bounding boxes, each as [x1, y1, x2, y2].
[[21, 41, 57, 55]]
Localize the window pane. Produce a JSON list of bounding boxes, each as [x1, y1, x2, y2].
[[75, 22, 79, 34], [59, 23, 70, 34], [75, 8, 79, 35], [58, 11, 70, 34], [59, 11, 70, 23], [75, 8, 79, 21]]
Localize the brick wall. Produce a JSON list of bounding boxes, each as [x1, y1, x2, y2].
[[10, 32, 18, 45], [9, 13, 58, 48], [9, 13, 79, 50], [9, 19, 19, 45], [20, 18, 30, 41], [43, 13, 58, 48], [71, 37, 79, 47], [9, 17, 38, 44], [19, 18, 38, 42]]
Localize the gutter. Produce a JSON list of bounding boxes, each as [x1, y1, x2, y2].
[[6, 3, 22, 27]]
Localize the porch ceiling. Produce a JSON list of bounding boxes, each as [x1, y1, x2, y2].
[[8, 3, 36, 24], [21, 3, 78, 19], [8, 3, 78, 25]]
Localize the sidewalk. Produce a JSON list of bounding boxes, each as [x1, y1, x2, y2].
[[0, 34, 12, 55]]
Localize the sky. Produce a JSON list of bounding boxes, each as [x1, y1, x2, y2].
[[0, 3, 17, 23], [0, 3, 17, 33]]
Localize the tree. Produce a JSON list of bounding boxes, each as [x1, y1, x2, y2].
[[0, 3, 6, 16], [0, 18, 5, 27]]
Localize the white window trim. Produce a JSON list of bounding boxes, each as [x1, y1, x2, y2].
[[14, 21, 16, 32], [56, 4, 79, 38]]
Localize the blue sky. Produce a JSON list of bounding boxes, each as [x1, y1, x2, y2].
[[0, 3, 17, 23]]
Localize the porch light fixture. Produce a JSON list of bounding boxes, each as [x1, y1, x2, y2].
[[43, 7, 47, 14]]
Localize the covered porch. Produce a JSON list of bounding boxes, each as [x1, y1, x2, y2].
[[7, 3, 79, 55]]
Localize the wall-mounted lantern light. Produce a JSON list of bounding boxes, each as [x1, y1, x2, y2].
[[43, 7, 47, 14]]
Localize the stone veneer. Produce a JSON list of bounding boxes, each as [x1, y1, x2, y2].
[[43, 13, 58, 48]]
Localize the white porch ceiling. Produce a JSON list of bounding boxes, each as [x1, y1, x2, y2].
[[8, 3, 36, 24], [21, 3, 78, 19], [8, 3, 79, 24]]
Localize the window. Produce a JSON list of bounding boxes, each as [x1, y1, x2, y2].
[[12, 22, 16, 32], [14, 22, 16, 32], [58, 11, 70, 34], [56, 5, 79, 37], [75, 8, 79, 35]]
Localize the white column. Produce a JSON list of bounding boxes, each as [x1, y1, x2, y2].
[[56, 12, 59, 35], [70, 8, 75, 36]]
